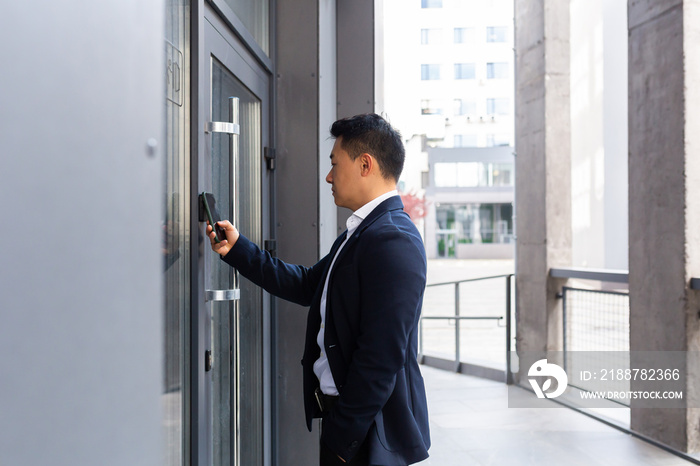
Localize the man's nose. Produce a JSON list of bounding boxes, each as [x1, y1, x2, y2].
[[325, 169, 332, 184]]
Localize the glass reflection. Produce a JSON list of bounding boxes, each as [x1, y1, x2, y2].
[[163, 0, 190, 465], [211, 58, 263, 466], [223, 0, 269, 54]]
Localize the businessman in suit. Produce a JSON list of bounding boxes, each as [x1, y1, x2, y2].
[[207, 113, 430, 465]]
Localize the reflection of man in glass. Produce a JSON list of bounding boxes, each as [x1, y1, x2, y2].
[[207, 114, 430, 465]]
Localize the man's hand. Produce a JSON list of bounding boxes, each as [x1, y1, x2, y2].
[[206, 220, 240, 257]]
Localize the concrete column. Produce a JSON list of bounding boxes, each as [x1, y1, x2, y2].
[[628, 0, 700, 452], [514, 0, 571, 360], [336, 0, 382, 231]]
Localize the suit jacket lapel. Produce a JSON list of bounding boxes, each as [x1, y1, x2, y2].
[[326, 195, 405, 289]]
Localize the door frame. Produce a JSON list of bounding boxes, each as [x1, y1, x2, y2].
[[190, 3, 272, 465]]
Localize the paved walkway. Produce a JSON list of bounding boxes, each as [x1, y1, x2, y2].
[[416, 365, 697, 466]]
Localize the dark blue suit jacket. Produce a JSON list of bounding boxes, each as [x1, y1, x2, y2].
[[222, 196, 430, 465]]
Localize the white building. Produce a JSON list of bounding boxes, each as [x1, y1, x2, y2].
[[382, 0, 515, 259]]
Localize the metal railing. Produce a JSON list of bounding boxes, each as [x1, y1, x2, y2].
[[549, 269, 700, 465], [562, 286, 630, 353], [417, 270, 698, 386], [550, 267, 628, 283], [551, 268, 631, 406], [418, 274, 514, 384]]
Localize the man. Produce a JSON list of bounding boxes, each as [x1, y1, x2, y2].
[[207, 113, 430, 465]]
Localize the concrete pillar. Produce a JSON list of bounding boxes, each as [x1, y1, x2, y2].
[[628, 0, 700, 452], [336, 0, 382, 231], [514, 0, 571, 360]]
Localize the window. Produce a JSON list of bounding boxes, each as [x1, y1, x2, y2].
[[487, 62, 509, 79], [433, 162, 514, 187], [453, 27, 474, 44], [486, 26, 508, 43], [421, 28, 442, 45], [487, 134, 511, 147], [491, 163, 513, 186], [453, 134, 478, 147], [421, 99, 443, 115], [454, 63, 475, 80], [434, 162, 483, 187], [421, 0, 442, 8], [434, 163, 458, 187], [421, 64, 441, 80], [435, 203, 514, 246], [457, 162, 482, 185], [454, 99, 476, 115], [486, 98, 510, 115], [222, 0, 270, 54]]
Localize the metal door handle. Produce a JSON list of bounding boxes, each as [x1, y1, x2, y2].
[[205, 121, 239, 134], [205, 289, 240, 301]]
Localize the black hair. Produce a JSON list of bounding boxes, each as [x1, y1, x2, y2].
[[330, 113, 405, 182]]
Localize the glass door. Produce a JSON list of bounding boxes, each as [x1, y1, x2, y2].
[[163, 1, 190, 465], [195, 13, 269, 466]]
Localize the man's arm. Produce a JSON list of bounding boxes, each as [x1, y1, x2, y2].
[[207, 220, 327, 306]]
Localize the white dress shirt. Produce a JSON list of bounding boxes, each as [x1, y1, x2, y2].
[[313, 189, 399, 395]]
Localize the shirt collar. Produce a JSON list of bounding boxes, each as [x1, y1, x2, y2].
[[346, 189, 398, 236]]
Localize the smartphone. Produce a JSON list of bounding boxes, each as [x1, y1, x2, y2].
[[200, 193, 226, 243]]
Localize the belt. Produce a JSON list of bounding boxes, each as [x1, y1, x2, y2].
[[314, 387, 339, 414]]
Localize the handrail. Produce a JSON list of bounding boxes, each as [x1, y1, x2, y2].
[[550, 267, 628, 284], [427, 273, 514, 287], [420, 316, 503, 320], [551, 268, 700, 289], [420, 273, 514, 383]]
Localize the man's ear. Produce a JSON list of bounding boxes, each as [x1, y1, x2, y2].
[[359, 153, 374, 177]]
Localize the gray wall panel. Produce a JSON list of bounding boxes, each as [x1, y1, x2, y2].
[[273, 1, 378, 463], [275, 0, 322, 464], [0, 2, 164, 465], [336, 0, 379, 232]]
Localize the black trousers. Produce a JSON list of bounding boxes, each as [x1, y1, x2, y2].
[[320, 435, 370, 466]]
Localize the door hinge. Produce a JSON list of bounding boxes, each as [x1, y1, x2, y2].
[[264, 239, 277, 258], [264, 147, 276, 171]]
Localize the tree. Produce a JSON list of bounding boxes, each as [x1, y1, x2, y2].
[[400, 189, 428, 224]]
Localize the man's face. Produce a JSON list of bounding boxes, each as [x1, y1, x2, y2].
[[326, 138, 363, 210]]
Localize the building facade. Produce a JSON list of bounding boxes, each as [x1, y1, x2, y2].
[[382, 0, 515, 259], [424, 146, 514, 259]]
